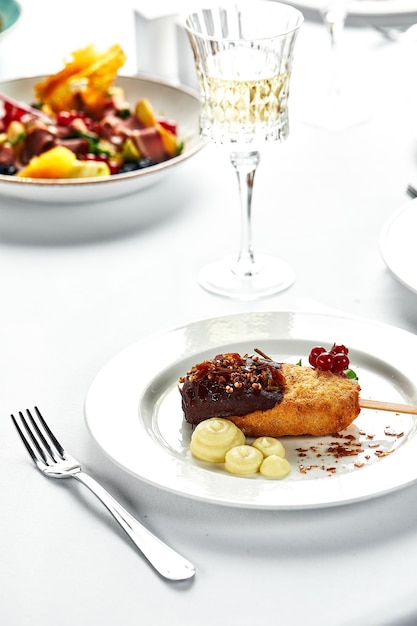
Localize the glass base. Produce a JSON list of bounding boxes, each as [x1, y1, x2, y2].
[[198, 255, 295, 300]]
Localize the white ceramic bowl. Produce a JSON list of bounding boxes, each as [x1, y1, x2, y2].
[[0, 0, 21, 42], [0, 74, 204, 204]]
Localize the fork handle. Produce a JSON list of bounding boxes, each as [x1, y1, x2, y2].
[[73, 470, 195, 581]]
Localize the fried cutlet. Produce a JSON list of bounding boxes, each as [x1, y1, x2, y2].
[[179, 353, 361, 437]]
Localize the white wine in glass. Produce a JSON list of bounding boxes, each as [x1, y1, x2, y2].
[[184, 2, 304, 300]]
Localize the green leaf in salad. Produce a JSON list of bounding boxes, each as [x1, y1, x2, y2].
[[116, 108, 131, 120], [175, 141, 184, 156], [75, 130, 101, 153], [75, 131, 114, 156], [8, 132, 26, 146]]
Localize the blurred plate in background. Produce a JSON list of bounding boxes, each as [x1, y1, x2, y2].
[[380, 198, 417, 294], [289, 0, 417, 18]]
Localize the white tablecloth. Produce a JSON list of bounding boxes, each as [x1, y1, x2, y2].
[[1, 2, 417, 625]]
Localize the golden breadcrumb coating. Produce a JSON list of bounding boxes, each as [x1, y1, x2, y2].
[[226, 363, 361, 437]]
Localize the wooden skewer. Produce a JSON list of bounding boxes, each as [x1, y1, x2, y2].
[[360, 399, 417, 416]]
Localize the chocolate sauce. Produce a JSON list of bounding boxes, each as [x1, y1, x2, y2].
[[179, 353, 285, 426]]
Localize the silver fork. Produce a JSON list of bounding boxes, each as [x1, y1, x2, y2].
[[11, 407, 195, 581]]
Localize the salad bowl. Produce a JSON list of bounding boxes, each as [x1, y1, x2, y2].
[[0, 74, 204, 204]]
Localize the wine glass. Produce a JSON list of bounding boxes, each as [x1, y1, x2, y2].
[[308, 0, 371, 130], [184, 2, 303, 300]]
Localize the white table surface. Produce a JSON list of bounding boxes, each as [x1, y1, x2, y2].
[[2, 1, 417, 625]]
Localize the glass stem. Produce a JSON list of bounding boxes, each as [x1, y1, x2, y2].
[[230, 150, 260, 277], [322, 3, 347, 99]]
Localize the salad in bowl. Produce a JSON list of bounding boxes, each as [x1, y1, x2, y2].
[[0, 44, 203, 203]]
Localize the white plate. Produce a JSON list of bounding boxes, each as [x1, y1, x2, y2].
[[84, 311, 417, 510], [380, 198, 417, 294], [290, 0, 417, 16], [0, 75, 204, 204]]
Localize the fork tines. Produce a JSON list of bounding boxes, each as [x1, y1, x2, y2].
[[11, 407, 62, 467], [11, 407, 195, 579]]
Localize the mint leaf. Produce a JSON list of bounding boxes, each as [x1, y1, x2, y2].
[[345, 368, 358, 382]]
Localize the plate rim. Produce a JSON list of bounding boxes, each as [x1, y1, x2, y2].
[[84, 310, 417, 510], [379, 198, 417, 294], [289, 0, 417, 16]]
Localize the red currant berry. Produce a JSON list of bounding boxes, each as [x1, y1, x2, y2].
[[315, 352, 334, 371], [331, 353, 350, 373], [308, 346, 326, 367], [331, 344, 349, 356]]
